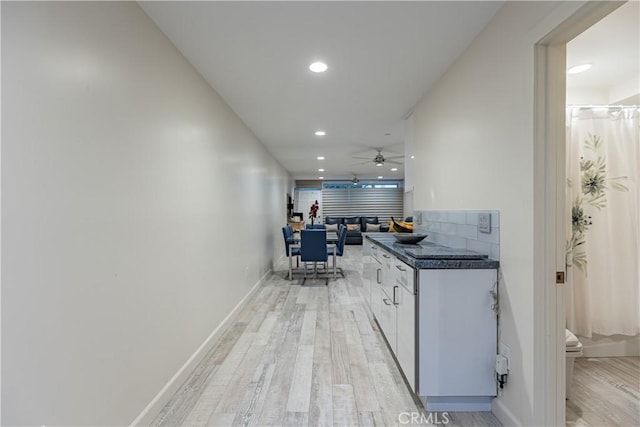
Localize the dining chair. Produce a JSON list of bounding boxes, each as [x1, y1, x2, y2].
[[282, 225, 301, 280], [300, 229, 329, 285], [328, 224, 348, 277], [305, 223, 326, 229]]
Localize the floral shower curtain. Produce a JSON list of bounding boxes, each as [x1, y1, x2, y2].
[[566, 106, 640, 338]]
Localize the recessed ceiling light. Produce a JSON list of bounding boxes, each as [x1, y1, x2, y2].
[[391, 168, 398, 171], [378, 176, 383, 179], [317, 156, 325, 160], [319, 176, 324, 179], [309, 62, 328, 73], [411, 155, 415, 159], [567, 63, 592, 74], [318, 168, 324, 172], [315, 131, 326, 136]]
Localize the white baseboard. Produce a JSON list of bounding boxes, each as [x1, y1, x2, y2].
[[426, 402, 492, 412], [580, 334, 640, 357], [129, 270, 271, 426], [492, 396, 521, 427], [422, 396, 493, 412]]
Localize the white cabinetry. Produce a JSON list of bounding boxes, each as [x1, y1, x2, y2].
[[396, 269, 416, 391], [366, 239, 497, 412], [379, 288, 397, 353], [418, 269, 497, 412], [362, 243, 373, 308], [369, 244, 383, 319], [379, 249, 397, 352], [371, 245, 416, 390]]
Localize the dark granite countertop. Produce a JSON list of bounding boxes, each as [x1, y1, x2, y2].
[[364, 233, 499, 270]]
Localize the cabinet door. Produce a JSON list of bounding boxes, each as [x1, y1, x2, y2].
[[361, 245, 374, 310], [380, 286, 397, 354], [380, 250, 397, 304], [370, 260, 383, 322], [396, 283, 416, 391], [418, 269, 497, 397]]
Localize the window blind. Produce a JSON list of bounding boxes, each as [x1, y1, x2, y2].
[[322, 187, 404, 223]]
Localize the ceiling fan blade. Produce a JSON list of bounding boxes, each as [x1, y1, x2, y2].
[[351, 156, 373, 160], [386, 160, 403, 165], [352, 143, 381, 150], [385, 155, 404, 160]]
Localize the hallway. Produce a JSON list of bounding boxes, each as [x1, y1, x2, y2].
[[153, 247, 501, 426]]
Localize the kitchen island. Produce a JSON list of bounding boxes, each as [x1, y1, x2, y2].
[[363, 233, 499, 412]]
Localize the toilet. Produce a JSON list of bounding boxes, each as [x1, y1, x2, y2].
[[565, 329, 583, 399]]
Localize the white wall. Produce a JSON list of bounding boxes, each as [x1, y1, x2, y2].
[[567, 88, 609, 105], [1, 2, 291, 425], [404, 113, 415, 219], [411, 2, 585, 425], [567, 74, 640, 105]]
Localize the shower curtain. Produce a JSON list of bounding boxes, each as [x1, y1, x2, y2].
[[566, 106, 640, 338]]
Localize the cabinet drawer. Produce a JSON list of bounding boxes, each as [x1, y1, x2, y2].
[[394, 259, 415, 294], [381, 249, 393, 268], [370, 244, 381, 263]]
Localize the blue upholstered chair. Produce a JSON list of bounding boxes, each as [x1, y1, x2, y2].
[[328, 224, 348, 277], [305, 223, 326, 229], [283, 225, 301, 280], [300, 229, 329, 285]]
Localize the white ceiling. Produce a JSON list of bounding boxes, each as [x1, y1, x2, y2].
[[567, 1, 640, 104], [140, 1, 503, 181]]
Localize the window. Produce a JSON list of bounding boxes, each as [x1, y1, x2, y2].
[[322, 186, 403, 222]]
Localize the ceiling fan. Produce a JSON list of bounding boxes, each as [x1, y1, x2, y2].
[[351, 174, 360, 185], [352, 148, 403, 167]]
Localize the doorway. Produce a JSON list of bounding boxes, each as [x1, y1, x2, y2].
[[564, 3, 639, 425], [534, 1, 629, 426]]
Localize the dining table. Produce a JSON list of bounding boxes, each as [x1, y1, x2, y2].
[[288, 231, 339, 280], [291, 231, 339, 244]]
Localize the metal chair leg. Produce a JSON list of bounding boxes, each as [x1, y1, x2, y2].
[[333, 251, 336, 280]]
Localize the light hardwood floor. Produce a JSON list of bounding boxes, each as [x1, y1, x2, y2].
[[152, 245, 501, 426], [567, 356, 640, 427]]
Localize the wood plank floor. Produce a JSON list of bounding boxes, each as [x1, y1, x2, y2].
[[152, 245, 502, 426], [567, 356, 640, 427]]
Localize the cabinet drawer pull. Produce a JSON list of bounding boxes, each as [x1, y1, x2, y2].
[[395, 265, 406, 272], [393, 285, 398, 305], [383, 298, 392, 306], [376, 269, 382, 284], [382, 254, 390, 259]]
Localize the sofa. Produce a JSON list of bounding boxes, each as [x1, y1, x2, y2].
[[325, 216, 389, 245]]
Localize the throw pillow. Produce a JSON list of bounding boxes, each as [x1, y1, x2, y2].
[[366, 223, 381, 232], [326, 223, 338, 232], [346, 224, 361, 232]]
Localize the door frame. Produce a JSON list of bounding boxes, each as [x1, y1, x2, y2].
[[533, 2, 624, 425]]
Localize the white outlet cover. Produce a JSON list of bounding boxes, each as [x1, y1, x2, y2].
[[478, 213, 491, 233], [498, 342, 511, 369]]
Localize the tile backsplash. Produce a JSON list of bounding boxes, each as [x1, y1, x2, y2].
[[413, 210, 500, 260]]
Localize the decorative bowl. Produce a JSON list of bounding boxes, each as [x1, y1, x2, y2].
[[393, 234, 428, 244]]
